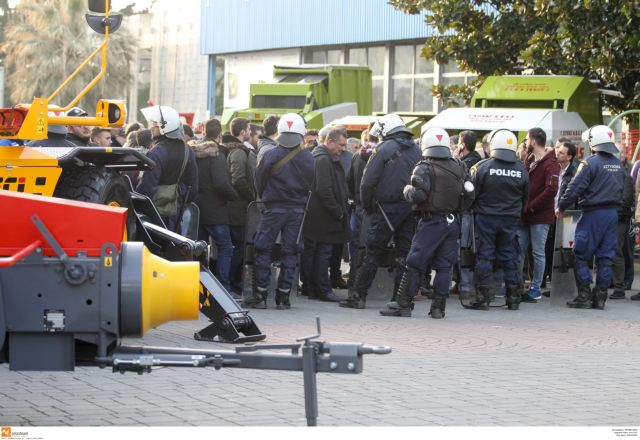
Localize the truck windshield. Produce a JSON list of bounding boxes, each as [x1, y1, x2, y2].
[[253, 95, 307, 109], [274, 74, 327, 84]]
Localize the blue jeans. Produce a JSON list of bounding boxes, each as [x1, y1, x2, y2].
[[199, 224, 233, 292], [517, 224, 550, 291]]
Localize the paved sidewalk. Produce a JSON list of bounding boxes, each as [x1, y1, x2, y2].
[[1, 289, 640, 427]]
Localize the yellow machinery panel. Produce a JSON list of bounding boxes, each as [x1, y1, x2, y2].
[[0, 147, 61, 196]]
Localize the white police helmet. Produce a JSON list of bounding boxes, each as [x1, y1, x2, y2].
[[276, 113, 306, 148], [140, 105, 183, 139], [377, 113, 412, 137], [488, 129, 518, 163], [420, 127, 451, 158], [582, 125, 618, 154]]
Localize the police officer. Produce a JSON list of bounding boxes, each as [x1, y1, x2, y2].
[[556, 125, 624, 310], [379, 127, 474, 318], [247, 113, 315, 309], [470, 129, 529, 310], [137, 105, 199, 232], [340, 114, 421, 309]]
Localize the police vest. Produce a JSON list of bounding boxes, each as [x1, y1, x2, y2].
[[423, 158, 465, 213]]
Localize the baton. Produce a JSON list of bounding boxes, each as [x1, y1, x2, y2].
[[376, 201, 395, 233], [296, 191, 312, 245]]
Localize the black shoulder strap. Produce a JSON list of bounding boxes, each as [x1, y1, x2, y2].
[[271, 146, 302, 175]]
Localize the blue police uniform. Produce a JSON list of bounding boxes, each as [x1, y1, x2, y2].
[[248, 143, 315, 309], [470, 156, 529, 309], [558, 151, 624, 309], [379, 153, 473, 318], [352, 132, 422, 301]]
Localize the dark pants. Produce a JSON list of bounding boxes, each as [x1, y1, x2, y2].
[[347, 206, 364, 288], [353, 207, 416, 296], [229, 225, 246, 293], [301, 239, 333, 295], [474, 214, 521, 288], [199, 224, 234, 291], [403, 214, 460, 298], [623, 218, 635, 287], [612, 221, 628, 290], [330, 243, 343, 278], [573, 209, 617, 288], [254, 209, 303, 292]]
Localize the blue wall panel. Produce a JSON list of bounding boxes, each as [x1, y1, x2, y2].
[[201, 0, 434, 55]]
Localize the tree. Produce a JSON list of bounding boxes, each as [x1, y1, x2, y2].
[[389, 0, 640, 113], [2, 0, 135, 111]]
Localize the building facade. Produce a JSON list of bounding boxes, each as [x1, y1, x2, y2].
[[201, 0, 476, 118]]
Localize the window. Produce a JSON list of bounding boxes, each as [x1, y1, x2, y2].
[[391, 44, 435, 112], [346, 46, 385, 112]]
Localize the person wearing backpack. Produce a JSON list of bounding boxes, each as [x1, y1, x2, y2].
[[137, 105, 198, 232]]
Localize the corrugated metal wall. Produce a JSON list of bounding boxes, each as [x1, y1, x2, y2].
[[200, 0, 434, 55]]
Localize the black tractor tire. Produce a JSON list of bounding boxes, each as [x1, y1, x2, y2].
[[53, 167, 137, 240]]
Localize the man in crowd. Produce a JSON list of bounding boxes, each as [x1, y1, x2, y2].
[[301, 126, 351, 302], [610, 144, 635, 300], [453, 130, 482, 298], [379, 127, 474, 318], [191, 118, 238, 295], [244, 113, 315, 309], [469, 129, 529, 310], [90, 127, 113, 147], [304, 129, 319, 149], [256, 115, 280, 165], [340, 114, 421, 309], [222, 118, 257, 296], [557, 125, 624, 310], [65, 107, 94, 146], [517, 127, 560, 302], [542, 141, 578, 289]]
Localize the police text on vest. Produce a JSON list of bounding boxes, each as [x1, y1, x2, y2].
[[489, 169, 522, 177]]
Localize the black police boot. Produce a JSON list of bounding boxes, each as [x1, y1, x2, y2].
[[428, 295, 447, 319], [339, 290, 366, 309], [566, 284, 592, 309], [592, 286, 607, 310], [468, 285, 491, 310], [380, 271, 413, 317], [242, 286, 267, 309], [275, 288, 291, 310], [505, 284, 522, 311]]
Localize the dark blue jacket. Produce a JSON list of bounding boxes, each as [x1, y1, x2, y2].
[[360, 133, 421, 213], [136, 137, 198, 205], [255, 144, 314, 209], [558, 152, 624, 212], [471, 158, 529, 218]]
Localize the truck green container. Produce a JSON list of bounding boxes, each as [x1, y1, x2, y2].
[[221, 65, 372, 130]]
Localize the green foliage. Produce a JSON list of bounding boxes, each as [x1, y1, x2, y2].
[[2, 0, 135, 111], [389, 0, 640, 113]]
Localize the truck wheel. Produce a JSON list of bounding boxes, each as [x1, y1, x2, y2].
[[53, 167, 137, 240]]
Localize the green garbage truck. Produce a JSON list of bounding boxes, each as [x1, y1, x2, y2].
[[422, 75, 603, 158], [221, 64, 372, 130]]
